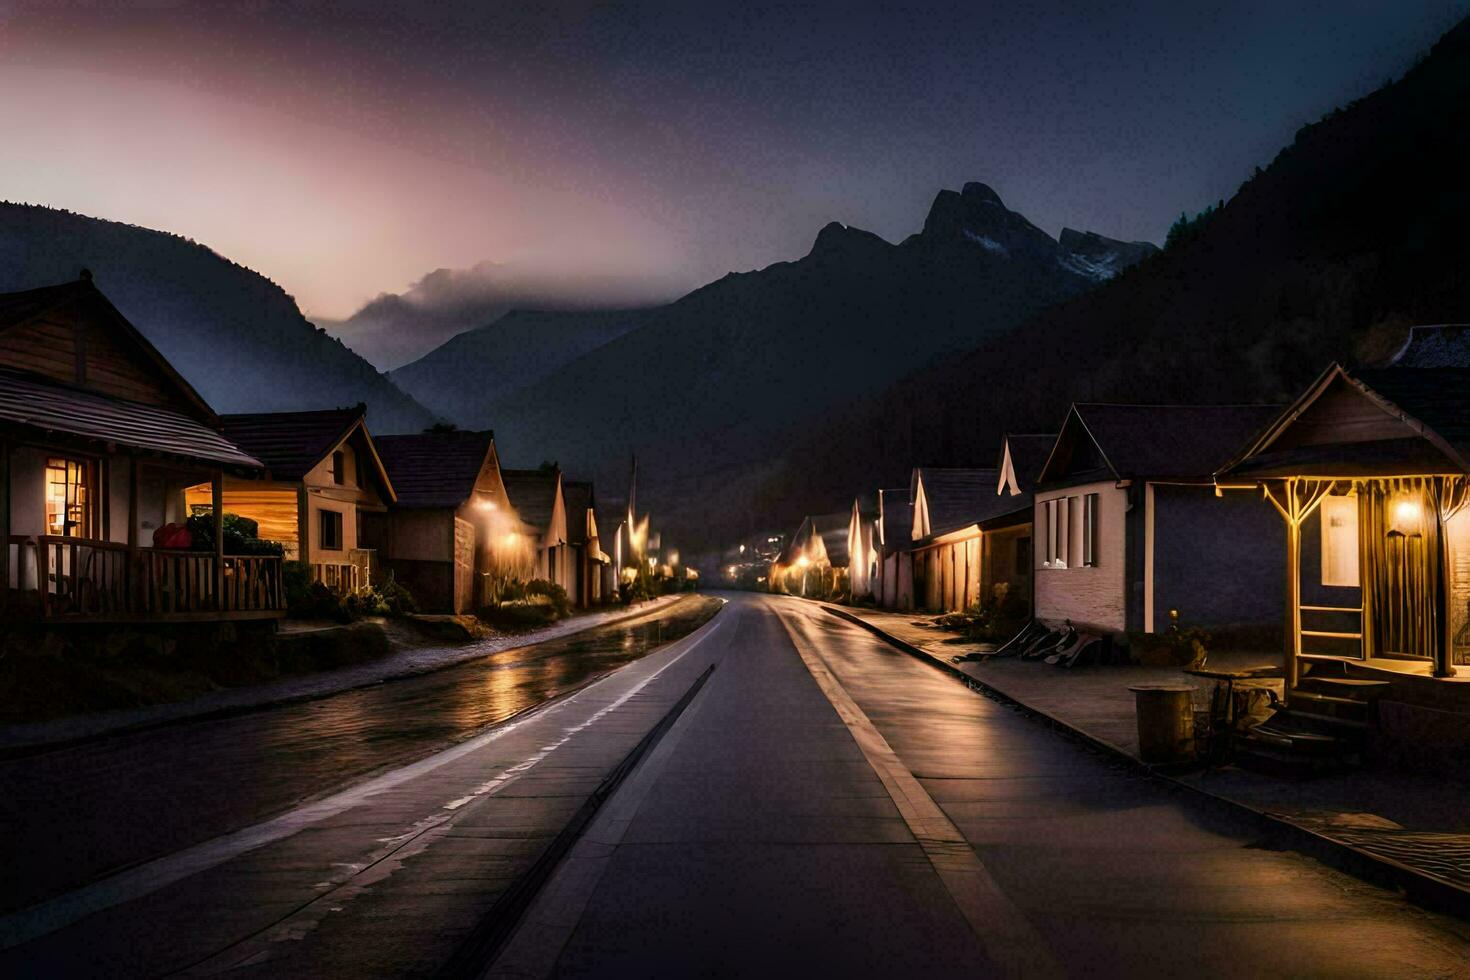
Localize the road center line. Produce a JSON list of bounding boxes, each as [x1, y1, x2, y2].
[[0, 609, 728, 953], [774, 600, 1062, 980]]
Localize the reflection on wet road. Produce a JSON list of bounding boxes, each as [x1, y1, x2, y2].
[[0, 596, 721, 912]]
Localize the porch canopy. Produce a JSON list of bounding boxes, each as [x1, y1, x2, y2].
[[1218, 363, 1470, 684], [0, 367, 262, 473]]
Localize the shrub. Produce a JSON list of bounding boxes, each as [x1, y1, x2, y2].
[[184, 513, 285, 556], [525, 579, 571, 618]]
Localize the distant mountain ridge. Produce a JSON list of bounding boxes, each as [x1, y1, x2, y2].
[[392, 182, 1156, 548], [0, 203, 437, 433], [388, 308, 656, 423], [769, 14, 1470, 534]]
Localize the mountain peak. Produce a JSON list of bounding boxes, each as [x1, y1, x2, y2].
[[960, 181, 1004, 206], [809, 221, 891, 260], [921, 181, 1058, 261]]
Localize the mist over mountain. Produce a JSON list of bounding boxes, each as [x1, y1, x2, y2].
[[394, 183, 1155, 551], [0, 203, 437, 434], [768, 15, 1470, 538], [320, 261, 677, 370]]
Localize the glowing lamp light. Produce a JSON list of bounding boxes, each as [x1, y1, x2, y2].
[[1388, 495, 1424, 538], [503, 533, 519, 547], [797, 556, 810, 568]]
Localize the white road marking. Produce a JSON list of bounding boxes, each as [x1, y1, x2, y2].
[[775, 600, 1063, 979], [0, 609, 727, 953]]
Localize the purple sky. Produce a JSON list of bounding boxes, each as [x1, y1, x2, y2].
[[0, 1, 1464, 320]]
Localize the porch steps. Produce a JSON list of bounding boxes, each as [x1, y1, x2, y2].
[[1233, 666, 1384, 778]]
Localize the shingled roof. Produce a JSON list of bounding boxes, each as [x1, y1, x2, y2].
[[375, 430, 496, 509], [502, 468, 561, 532], [1040, 404, 1280, 485], [220, 407, 366, 481], [914, 468, 1000, 537], [0, 276, 217, 421], [0, 367, 262, 471], [1221, 364, 1470, 479]]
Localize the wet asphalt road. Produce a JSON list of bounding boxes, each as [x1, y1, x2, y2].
[[495, 594, 1470, 977], [0, 596, 721, 912], [5, 592, 1469, 977]]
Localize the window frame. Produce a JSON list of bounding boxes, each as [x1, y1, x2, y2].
[[331, 451, 346, 486], [1082, 493, 1099, 567], [1320, 493, 1360, 588], [319, 508, 344, 551]]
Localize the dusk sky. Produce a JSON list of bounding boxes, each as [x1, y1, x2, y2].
[[1, 1, 1464, 321]]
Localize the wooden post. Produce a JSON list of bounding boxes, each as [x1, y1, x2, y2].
[[1436, 519, 1456, 678], [297, 484, 311, 572], [1284, 518, 1301, 701], [212, 469, 225, 612], [127, 457, 139, 612]]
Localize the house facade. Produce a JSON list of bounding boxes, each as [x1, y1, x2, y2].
[[203, 407, 395, 594], [375, 429, 531, 614], [561, 480, 609, 607], [1034, 404, 1283, 635], [501, 468, 574, 595], [1, 276, 284, 622]]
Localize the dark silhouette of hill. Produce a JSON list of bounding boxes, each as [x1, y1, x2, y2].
[[399, 182, 1154, 554], [390, 308, 656, 422], [769, 15, 1470, 537], [0, 203, 437, 433]]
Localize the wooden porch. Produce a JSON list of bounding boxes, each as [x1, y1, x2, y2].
[[5, 534, 284, 622]]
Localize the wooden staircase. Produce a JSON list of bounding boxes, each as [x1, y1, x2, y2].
[[1234, 662, 1390, 778]]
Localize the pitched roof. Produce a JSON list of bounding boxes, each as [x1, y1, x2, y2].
[[999, 433, 1057, 494], [1220, 364, 1470, 478], [916, 468, 1000, 536], [561, 480, 595, 546], [220, 407, 365, 481], [0, 367, 262, 471], [502, 468, 561, 531], [375, 430, 496, 509], [1041, 404, 1280, 484], [1352, 367, 1470, 468], [0, 277, 216, 422]]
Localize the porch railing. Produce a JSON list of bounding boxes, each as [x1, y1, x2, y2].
[[5, 535, 284, 621]]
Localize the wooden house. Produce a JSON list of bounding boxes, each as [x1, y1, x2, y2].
[[986, 433, 1055, 612], [1, 275, 283, 622], [501, 468, 574, 595], [374, 429, 529, 614], [908, 466, 1034, 614], [1033, 404, 1282, 635], [203, 407, 395, 594], [873, 487, 915, 609], [1217, 363, 1470, 769], [1219, 363, 1470, 688], [561, 480, 609, 607]]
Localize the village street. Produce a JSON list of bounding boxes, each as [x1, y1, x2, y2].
[[3, 594, 1468, 977]]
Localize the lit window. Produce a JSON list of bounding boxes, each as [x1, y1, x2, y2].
[[1321, 494, 1359, 587], [44, 457, 93, 538]]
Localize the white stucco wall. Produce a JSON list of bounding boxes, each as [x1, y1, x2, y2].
[[1034, 480, 1128, 631]]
